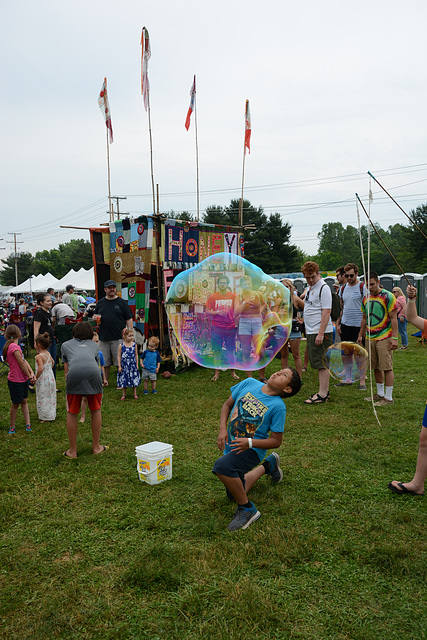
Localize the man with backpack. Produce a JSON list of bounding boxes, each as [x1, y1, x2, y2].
[[336, 263, 367, 390], [301, 261, 333, 404]]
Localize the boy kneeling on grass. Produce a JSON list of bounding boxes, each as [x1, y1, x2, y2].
[[213, 368, 301, 532]]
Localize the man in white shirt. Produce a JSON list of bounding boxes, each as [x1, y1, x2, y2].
[[336, 262, 367, 390], [301, 261, 333, 404], [51, 301, 75, 325]]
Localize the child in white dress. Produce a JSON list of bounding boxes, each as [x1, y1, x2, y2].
[[35, 332, 57, 422]]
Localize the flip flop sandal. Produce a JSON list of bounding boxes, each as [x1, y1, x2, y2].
[[388, 482, 424, 496], [304, 393, 329, 404]]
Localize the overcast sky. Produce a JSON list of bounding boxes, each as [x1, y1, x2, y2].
[[1, 0, 427, 263]]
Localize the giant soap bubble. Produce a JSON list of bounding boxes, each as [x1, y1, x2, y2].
[[323, 341, 368, 383], [165, 252, 292, 371]]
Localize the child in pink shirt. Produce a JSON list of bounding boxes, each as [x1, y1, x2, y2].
[[3, 325, 36, 434]]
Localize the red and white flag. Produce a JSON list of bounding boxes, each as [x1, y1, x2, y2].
[[98, 77, 113, 143], [141, 27, 151, 111], [185, 75, 196, 131], [244, 99, 251, 154]]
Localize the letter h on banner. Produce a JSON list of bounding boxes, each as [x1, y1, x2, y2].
[[168, 229, 183, 261]]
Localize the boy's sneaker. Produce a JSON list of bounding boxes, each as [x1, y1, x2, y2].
[[143, 390, 149, 395], [152, 390, 157, 394], [8, 426, 15, 435], [227, 503, 261, 532], [365, 394, 384, 402], [264, 452, 283, 484]]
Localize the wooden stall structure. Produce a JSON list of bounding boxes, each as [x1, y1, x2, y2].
[[90, 215, 244, 358]]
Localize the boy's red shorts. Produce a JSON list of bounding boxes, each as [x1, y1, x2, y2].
[[66, 393, 102, 414]]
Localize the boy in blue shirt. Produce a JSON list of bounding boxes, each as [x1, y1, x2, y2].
[[213, 368, 301, 531], [140, 336, 162, 395]]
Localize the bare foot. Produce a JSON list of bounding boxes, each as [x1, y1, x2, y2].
[[211, 375, 219, 381], [79, 418, 85, 423], [93, 444, 109, 455], [63, 449, 77, 459], [231, 373, 240, 380], [388, 480, 424, 496]]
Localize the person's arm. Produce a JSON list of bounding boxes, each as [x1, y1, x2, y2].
[[13, 349, 35, 382], [140, 352, 145, 369], [230, 430, 283, 454], [33, 319, 41, 347], [101, 364, 108, 385], [389, 308, 399, 350], [117, 344, 122, 372], [35, 354, 44, 380], [134, 343, 138, 365], [316, 308, 331, 346], [406, 285, 424, 330], [155, 352, 161, 374], [126, 318, 133, 330], [217, 395, 234, 451], [357, 312, 367, 342], [63, 362, 69, 379]]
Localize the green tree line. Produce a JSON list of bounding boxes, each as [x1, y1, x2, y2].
[[1, 202, 425, 286], [0, 239, 93, 286]]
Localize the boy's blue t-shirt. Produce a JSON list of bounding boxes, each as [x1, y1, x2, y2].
[[141, 349, 161, 372], [98, 350, 105, 368], [225, 378, 286, 461]]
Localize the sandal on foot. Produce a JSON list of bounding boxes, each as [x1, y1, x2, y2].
[[63, 451, 77, 459], [388, 482, 424, 496], [304, 393, 329, 404], [94, 445, 109, 455]]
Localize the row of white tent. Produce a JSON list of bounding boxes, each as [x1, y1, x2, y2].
[[4, 267, 95, 295]]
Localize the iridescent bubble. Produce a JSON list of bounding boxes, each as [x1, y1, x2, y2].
[[323, 341, 368, 383], [165, 252, 292, 371]]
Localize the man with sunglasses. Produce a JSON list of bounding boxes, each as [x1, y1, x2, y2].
[[336, 263, 367, 389]]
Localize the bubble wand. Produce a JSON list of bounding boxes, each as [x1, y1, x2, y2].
[[367, 171, 427, 241], [355, 193, 412, 287]]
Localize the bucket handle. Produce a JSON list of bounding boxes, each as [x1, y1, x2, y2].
[[138, 457, 168, 477]]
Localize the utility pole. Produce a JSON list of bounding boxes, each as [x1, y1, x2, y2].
[[7, 232, 23, 286], [112, 196, 127, 220]]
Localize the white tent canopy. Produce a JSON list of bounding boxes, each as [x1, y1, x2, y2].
[[32, 272, 61, 292], [10, 274, 38, 294], [55, 268, 95, 292]]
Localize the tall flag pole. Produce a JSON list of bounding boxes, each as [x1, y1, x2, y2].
[[239, 99, 251, 226], [98, 77, 114, 221], [185, 75, 199, 221], [141, 26, 156, 216]]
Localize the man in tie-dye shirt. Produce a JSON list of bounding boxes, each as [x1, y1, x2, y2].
[[357, 271, 398, 406]]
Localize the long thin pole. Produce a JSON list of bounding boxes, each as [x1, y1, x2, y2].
[[194, 95, 200, 222], [106, 129, 113, 221], [239, 143, 246, 226], [368, 171, 427, 241], [147, 101, 156, 216], [356, 193, 412, 287]]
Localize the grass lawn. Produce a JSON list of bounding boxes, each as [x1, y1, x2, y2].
[[1, 334, 426, 639]]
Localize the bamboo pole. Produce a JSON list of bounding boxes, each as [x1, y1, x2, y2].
[[106, 129, 113, 221], [194, 86, 200, 222]]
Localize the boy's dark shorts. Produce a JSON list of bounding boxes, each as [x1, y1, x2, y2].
[[340, 324, 364, 345], [8, 379, 29, 405], [212, 449, 260, 483], [307, 333, 334, 369]]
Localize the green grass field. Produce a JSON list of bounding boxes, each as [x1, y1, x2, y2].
[[1, 335, 426, 640]]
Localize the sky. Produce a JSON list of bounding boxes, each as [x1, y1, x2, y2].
[[1, 0, 427, 264]]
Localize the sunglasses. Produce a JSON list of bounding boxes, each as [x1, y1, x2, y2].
[[345, 273, 356, 278]]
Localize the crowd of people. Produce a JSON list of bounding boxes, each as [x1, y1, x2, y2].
[[2, 268, 425, 532]]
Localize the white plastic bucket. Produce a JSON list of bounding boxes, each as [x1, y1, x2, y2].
[[135, 441, 173, 485]]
